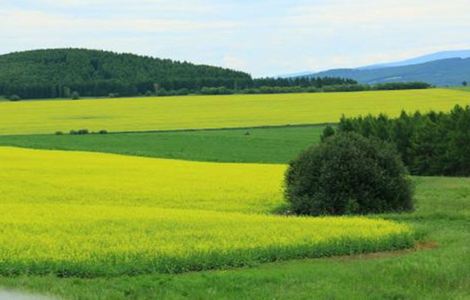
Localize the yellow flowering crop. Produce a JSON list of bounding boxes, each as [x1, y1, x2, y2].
[[0, 147, 284, 213], [0, 147, 414, 276], [0, 89, 468, 135]]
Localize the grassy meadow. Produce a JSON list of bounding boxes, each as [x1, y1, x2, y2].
[[0, 125, 324, 163], [0, 89, 469, 135], [0, 90, 469, 299]]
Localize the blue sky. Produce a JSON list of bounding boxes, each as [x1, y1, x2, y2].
[[1, 0, 469, 77]]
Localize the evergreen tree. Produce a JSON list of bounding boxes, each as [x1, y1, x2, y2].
[[320, 125, 336, 141], [335, 105, 470, 176]]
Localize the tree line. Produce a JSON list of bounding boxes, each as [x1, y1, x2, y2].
[[322, 105, 470, 176], [0, 49, 430, 100], [1, 77, 359, 100], [192, 82, 430, 96], [0, 49, 350, 99]]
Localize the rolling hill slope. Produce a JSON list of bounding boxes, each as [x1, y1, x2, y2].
[[0, 48, 252, 98], [360, 50, 470, 70], [309, 58, 470, 86]]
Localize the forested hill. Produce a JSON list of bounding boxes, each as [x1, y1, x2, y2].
[[0, 48, 252, 99], [0, 48, 359, 99]]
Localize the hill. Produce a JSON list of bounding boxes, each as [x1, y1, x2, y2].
[[360, 49, 470, 70], [0, 48, 252, 99], [309, 57, 470, 86], [0, 49, 357, 99]]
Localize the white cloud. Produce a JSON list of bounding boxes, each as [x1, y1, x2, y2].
[[0, 0, 469, 76], [0, 10, 239, 35], [223, 54, 248, 71], [25, 0, 222, 14], [287, 0, 470, 26]]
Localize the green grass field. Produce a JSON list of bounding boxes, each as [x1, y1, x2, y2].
[[1, 91, 469, 299], [0, 89, 468, 135], [0, 125, 324, 163]]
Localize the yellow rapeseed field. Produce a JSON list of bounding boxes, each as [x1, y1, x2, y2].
[[0, 147, 284, 213], [0, 147, 415, 276], [0, 203, 413, 276], [0, 89, 468, 135]]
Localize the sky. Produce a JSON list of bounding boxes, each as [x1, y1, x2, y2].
[[1, 0, 469, 77]]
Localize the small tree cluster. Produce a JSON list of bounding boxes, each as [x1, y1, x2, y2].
[[71, 91, 80, 100], [8, 94, 21, 101], [329, 105, 470, 176], [285, 133, 413, 216], [69, 129, 89, 135]]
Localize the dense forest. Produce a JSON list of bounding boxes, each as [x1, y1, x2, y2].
[[0, 48, 250, 98], [0, 49, 356, 99], [323, 105, 470, 176]]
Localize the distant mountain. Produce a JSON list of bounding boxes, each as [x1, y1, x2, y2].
[[307, 57, 470, 86], [359, 50, 470, 70], [277, 71, 315, 79]]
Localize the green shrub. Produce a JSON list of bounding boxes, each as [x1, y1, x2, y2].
[[77, 129, 89, 135], [71, 91, 80, 100], [8, 94, 21, 101], [69, 129, 89, 135], [285, 133, 413, 216], [320, 125, 335, 142]]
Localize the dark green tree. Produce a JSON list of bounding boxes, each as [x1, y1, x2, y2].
[[335, 105, 470, 176], [285, 133, 413, 216], [71, 91, 80, 100], [320, 125, 335, 141]]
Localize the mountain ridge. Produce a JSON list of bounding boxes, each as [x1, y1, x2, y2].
[[302, 53, 470, 86], [359, 50, 470, 70]]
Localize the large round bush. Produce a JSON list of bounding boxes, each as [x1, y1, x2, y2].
[[285, 132, 413, 215]]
